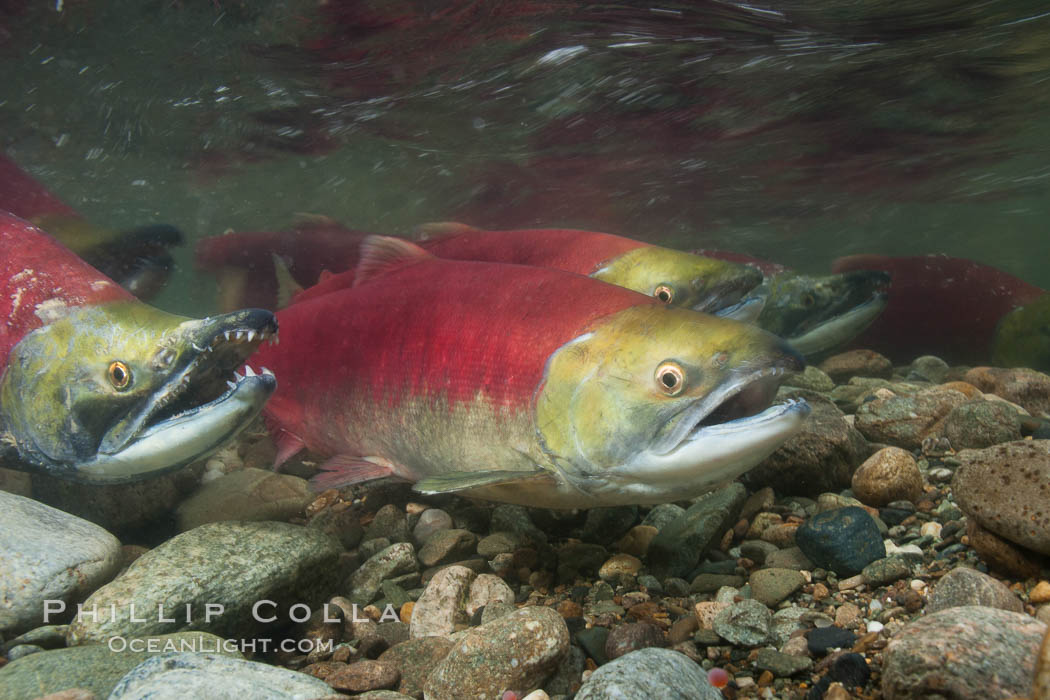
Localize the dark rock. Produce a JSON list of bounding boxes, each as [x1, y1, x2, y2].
[[755, 648, 813, 677], [744, 393, 869, 496], [807, 626, 857, 656], [647, 483, 747, 579], [795, 506, 886, 576], [581, 506, 639, 546], [575, 626, 611, 666], [861, 556, 915, 587], [829, 652, 870, 688], [364, 504, 410, 544], [416, 529, 478, 568], [604, 622, 667, 660]]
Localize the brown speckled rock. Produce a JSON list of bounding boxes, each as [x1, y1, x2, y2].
[[964, 519, 1042, 579], [855, 388, 968, 450], [424, 606, 569, 699], [882, 606, 1045, 699], [409, 565, 476, 639], [851, 447, 923, 507], [743, 393, 869, 496], [925, 566, 1024, 614], [819, 349, 893, 383], [964, 367, 1050, 416], [326, 659, 400, 693], [952, 440, 1050, 555], [378, 636, 454, 698], [941, 400, 1022, 450], [604, 622, 667, 660]]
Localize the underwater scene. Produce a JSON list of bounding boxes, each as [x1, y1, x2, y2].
[[2, 0, 1050, 697]]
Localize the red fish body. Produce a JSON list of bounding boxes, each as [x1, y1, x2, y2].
[[194, 218, 374, 310], [248, 237, 807, 508], [832, 254, 1046, 364], [0, 211, 131, 368]]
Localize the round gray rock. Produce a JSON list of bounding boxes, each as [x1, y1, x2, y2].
[[882, 605, 1045, 699], [424, 605, 569, 698], [575, 647, 721, 700], [108, 651, 333, 699], [1, 491, 121, 635], [713, 599, 773, 646], [66, 521, 343, 644], [925, 566, 1024, 614]]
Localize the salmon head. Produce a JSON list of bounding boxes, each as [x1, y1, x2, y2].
[[521, 306, 809, 506], [590, 243, 765, 314], [1, 302, 277, 483]]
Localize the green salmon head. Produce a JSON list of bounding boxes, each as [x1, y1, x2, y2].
[[535, 306, 809, 505], [591, 246, 763, 314], [756, 270, 890, 358], [0, 302, 277, 483]]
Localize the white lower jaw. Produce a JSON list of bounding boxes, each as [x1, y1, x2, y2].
[[787, 297, 887, 357], [75, 375, 276, 483], [582, 398, 810, 505]]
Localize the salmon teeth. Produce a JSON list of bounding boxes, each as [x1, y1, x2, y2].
[[244, 365, 257, 377]]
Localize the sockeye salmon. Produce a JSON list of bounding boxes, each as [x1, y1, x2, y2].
[[249, 236, 810, 508], [196, 220, 763, 315], [0, 211, 277, 483]]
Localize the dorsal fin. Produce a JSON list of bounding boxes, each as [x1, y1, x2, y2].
[[414, 221, 482, 241], [354, 235, 433, 286], [271, 253, 304, 309]]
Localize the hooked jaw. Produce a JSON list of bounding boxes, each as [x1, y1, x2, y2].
[[84, 309, 279, 482]]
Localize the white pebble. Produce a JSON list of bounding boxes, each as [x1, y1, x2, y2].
[[920, 522, 942, 539], [867, 620, 884, 633], [522, 690, 550, 700], [869, 599, 883, 612], [910, 579, 927, 592]]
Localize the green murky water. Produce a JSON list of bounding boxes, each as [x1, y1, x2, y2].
[[2, 0, 1050, 317]]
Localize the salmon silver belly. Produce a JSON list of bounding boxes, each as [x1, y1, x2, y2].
[[0, 211, 278, 483], [251, 236, 810, 509]]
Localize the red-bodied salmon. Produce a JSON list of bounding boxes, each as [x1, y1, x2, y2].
[[195, 221, 763, 313], [0, 211, 277, 483], [248, 236, 809, 508], [0, 153, 182, 299], [832, 253, 1045, 364]]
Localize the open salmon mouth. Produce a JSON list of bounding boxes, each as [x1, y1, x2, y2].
[[99, 308, 278, 456]]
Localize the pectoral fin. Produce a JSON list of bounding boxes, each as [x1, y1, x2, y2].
[[413, 469, 554, 495]]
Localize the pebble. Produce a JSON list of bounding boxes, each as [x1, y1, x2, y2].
[[754, 648, 813, 677], [647, 484, 747, 579], [465, 573, 516, 616], [326, 659, 400, 693], [412, 508, 453, 545], [882, 605, 1046, 699], [785, 365, 836, 392], [173, 467, 311, 531], [574, 647, 722, 699], [712, 599, 772, 646], [409, 565, 476, 638], [742, 394, 868, 496], [350, 542, 420, 606], [1031, 581, 1050, 604], [66, 522, 343, 644], [107, 652, 333, 699], [641, 503, 687, 531], [795, 506, 886, 576], [952, 440, 1050, 555], [851, 447, 924, 506], [862, 555, 915, 586], [0, 491, 122, 635], [964, 518, 1042, 579], [963, 366, 1050, 416], [364, 504, 412, 544], [807, 626, 857, 655], [828, 651, 870, 688], [424, 606, 569, 698], [476, 531, 522, 558], [854, 387, 968, 450], [0, 632, 237, 699], [748, 568, 806, 608], [598, 553, 642, 582], [819, 349, 894, 383], [581, 506, 639, 546], [907, 355, 950, 383], [417, 529, 478, 567], [616, 525, 659, 558], [924, 566, 1024, 614], [604, 621, 667, 660], [377, 636, 454, 698], [941, 400, 1022, 449]]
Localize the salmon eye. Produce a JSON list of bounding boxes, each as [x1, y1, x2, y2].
[[655, 361, 685, 396], [655, 285, 675, 303], [108, 361, 131, 390]]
